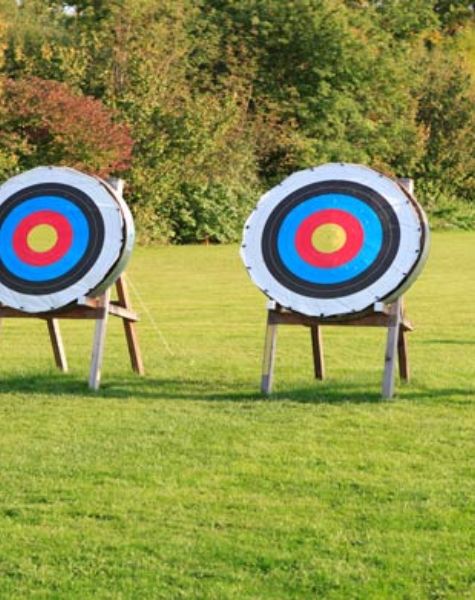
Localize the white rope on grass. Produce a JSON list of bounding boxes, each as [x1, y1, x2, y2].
[[125, 274, 175, 357]]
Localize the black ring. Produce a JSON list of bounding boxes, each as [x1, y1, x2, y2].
[[261, 180, 401, 299], [0, 183, 105, 295]]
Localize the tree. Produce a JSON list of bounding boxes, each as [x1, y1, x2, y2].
[[416, 49, 475, 200], [205, 0, 426, 180], [0, 0, 474, 237], [1, 76, 133, 178], [435, 1, 475, 33]]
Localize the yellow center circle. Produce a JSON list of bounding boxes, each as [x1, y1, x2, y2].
[[27, 224, 58, 253], [311, 223, 347, 254]]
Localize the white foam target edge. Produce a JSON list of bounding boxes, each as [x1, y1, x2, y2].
[[241, 163, 428, 317], [0, 167, 126, 313], [89, 177, 135, 296]]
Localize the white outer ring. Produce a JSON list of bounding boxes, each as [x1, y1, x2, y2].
[[241, 163, 428, 317], [90, 177, 135, 296], [0, 166, 130, 313]]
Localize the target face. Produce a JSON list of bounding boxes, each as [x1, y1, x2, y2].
[[0, 167, 134, 313], [241, 164, 429, 317]]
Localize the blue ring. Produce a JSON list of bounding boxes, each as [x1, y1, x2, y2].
[[277, 194, 383, 284], [0, 196, 89, 282]]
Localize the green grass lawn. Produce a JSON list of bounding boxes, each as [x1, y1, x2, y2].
[[0, 232, 473, 599]]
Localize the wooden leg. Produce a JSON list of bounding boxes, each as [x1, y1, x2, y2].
[[310, 325, 325, 380], [46, 318, 68, 372], [115, 276, 144, 375], [88, 290, 111, 391], [398, 328, 410, 381], [397, 298, 410, 382], [261, 313, 278, 395], [382, 298, 402, 399]]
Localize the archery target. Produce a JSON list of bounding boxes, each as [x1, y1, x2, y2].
[[0, 167, 135, 313], [241, 163, 429, 317]]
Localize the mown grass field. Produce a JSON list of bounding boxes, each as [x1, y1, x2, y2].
[[0, 232, 473, 599]]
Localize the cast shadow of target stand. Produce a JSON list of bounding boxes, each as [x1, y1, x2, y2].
[[0, 272, 144, 390]]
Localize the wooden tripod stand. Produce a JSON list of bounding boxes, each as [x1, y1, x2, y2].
[[261, 297, 412, 399], [0, 273, 144, 390]]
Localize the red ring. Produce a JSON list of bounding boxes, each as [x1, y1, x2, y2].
[[13, 210, 73, 266], [295, 209, 364, 268]]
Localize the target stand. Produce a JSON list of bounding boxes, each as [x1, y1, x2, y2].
[[0, 272, 143, 389], [261, 296, 413, 399], [0, 168, 144, 390], [241, 166, 429, 400]]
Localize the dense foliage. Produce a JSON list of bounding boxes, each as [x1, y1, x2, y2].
[[1, 76, 132, 177], [0, 0, 474, 241]]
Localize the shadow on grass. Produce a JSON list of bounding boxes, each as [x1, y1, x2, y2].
[[422, 339, 475, 345], [0, 371, 472, 405]]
